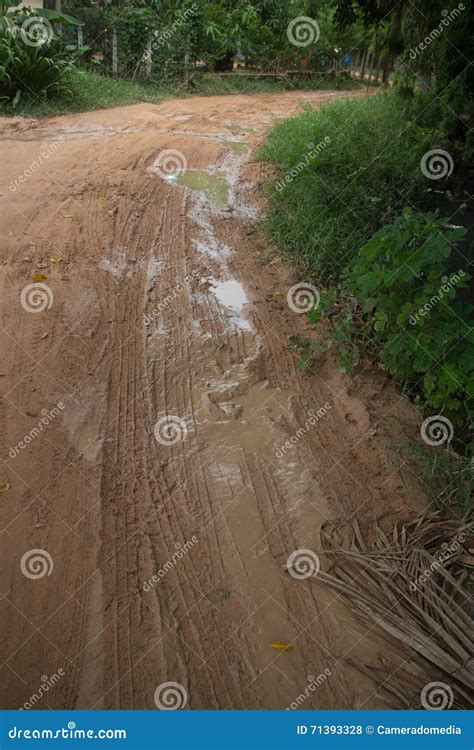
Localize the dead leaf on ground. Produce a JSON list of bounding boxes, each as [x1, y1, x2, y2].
[[271, 641, 294, 652]]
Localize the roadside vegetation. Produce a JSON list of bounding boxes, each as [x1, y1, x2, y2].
[[0, 0, 370, 118], [262, 0, 473, 516], [1, 69, 178, 117], [1, 67, 361, 118]]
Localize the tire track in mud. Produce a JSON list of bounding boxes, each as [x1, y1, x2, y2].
[[0, 91, 420, 710]]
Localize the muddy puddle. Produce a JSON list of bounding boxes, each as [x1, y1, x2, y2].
[[204, 278, 252, 332], [173, 170, 230, 207], [223, 140, 249, 155]]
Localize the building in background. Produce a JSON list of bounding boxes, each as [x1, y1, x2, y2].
[[17, 1, 62, 9]]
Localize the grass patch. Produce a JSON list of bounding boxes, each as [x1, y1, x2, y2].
[[400, 443, 473, 518], [0, 69, 364, 119], [259, 92, 442, 284], [262, 89, 473, 514], [0, 69, 180, 118], [194, 72, 361, 97]]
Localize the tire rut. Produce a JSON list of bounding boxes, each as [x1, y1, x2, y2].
[[0, 90, 420, 711]]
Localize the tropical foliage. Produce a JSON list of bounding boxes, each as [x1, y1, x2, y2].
[[0, 1, 83, 103]]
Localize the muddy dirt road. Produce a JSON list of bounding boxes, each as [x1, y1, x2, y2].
[[0, 90, 419, 710]]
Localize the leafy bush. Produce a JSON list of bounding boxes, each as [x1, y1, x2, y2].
[[260, 93, 445, 284], [0, 29, 73, 103], [0, 5, 81, 103], [310, 210, 473, 431]]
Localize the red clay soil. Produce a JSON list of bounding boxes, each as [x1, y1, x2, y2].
[[0, 90, 422, 710]]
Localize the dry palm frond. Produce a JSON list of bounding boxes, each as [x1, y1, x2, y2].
[[317, 513, 473, 709]]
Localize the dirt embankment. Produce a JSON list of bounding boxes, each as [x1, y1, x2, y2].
[[0, 90, 421, 710]]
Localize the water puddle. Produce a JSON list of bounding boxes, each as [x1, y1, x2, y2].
[[0, 125, 138, 143], [223, 140, 248, 155], [224, 123, 257, 134], [207, 278, 252, 331], [174, 170, 229, 208]]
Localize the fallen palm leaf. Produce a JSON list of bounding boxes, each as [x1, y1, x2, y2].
[[316, 514, 473, 709]]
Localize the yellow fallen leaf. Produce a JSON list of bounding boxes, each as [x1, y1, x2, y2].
[[63, 214, 73, 219], [271, 641, 294, 652], [97, 195, 106, 201], [0, 481, 10, 493], [31, 273, 47, 282], [49, 257, 62, 264]]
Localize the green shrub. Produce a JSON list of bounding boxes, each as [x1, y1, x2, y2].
[[260, 93, 444, 284], [310, 210, 473, 431], [399, 442, 473, 518], [0, 13, 73, 103]]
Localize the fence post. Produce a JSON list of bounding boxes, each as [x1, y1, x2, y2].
[[366, 52, 374, 84], [374, 58, 380, 82], [112, 27, 118, 77], [183, 48, 190, 86], [77, 26, 83, 48], [144, 34, 152, 78], [382, 56, 392, 85], [352, 50, 360, 78], [359, 49, 367, 80]]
